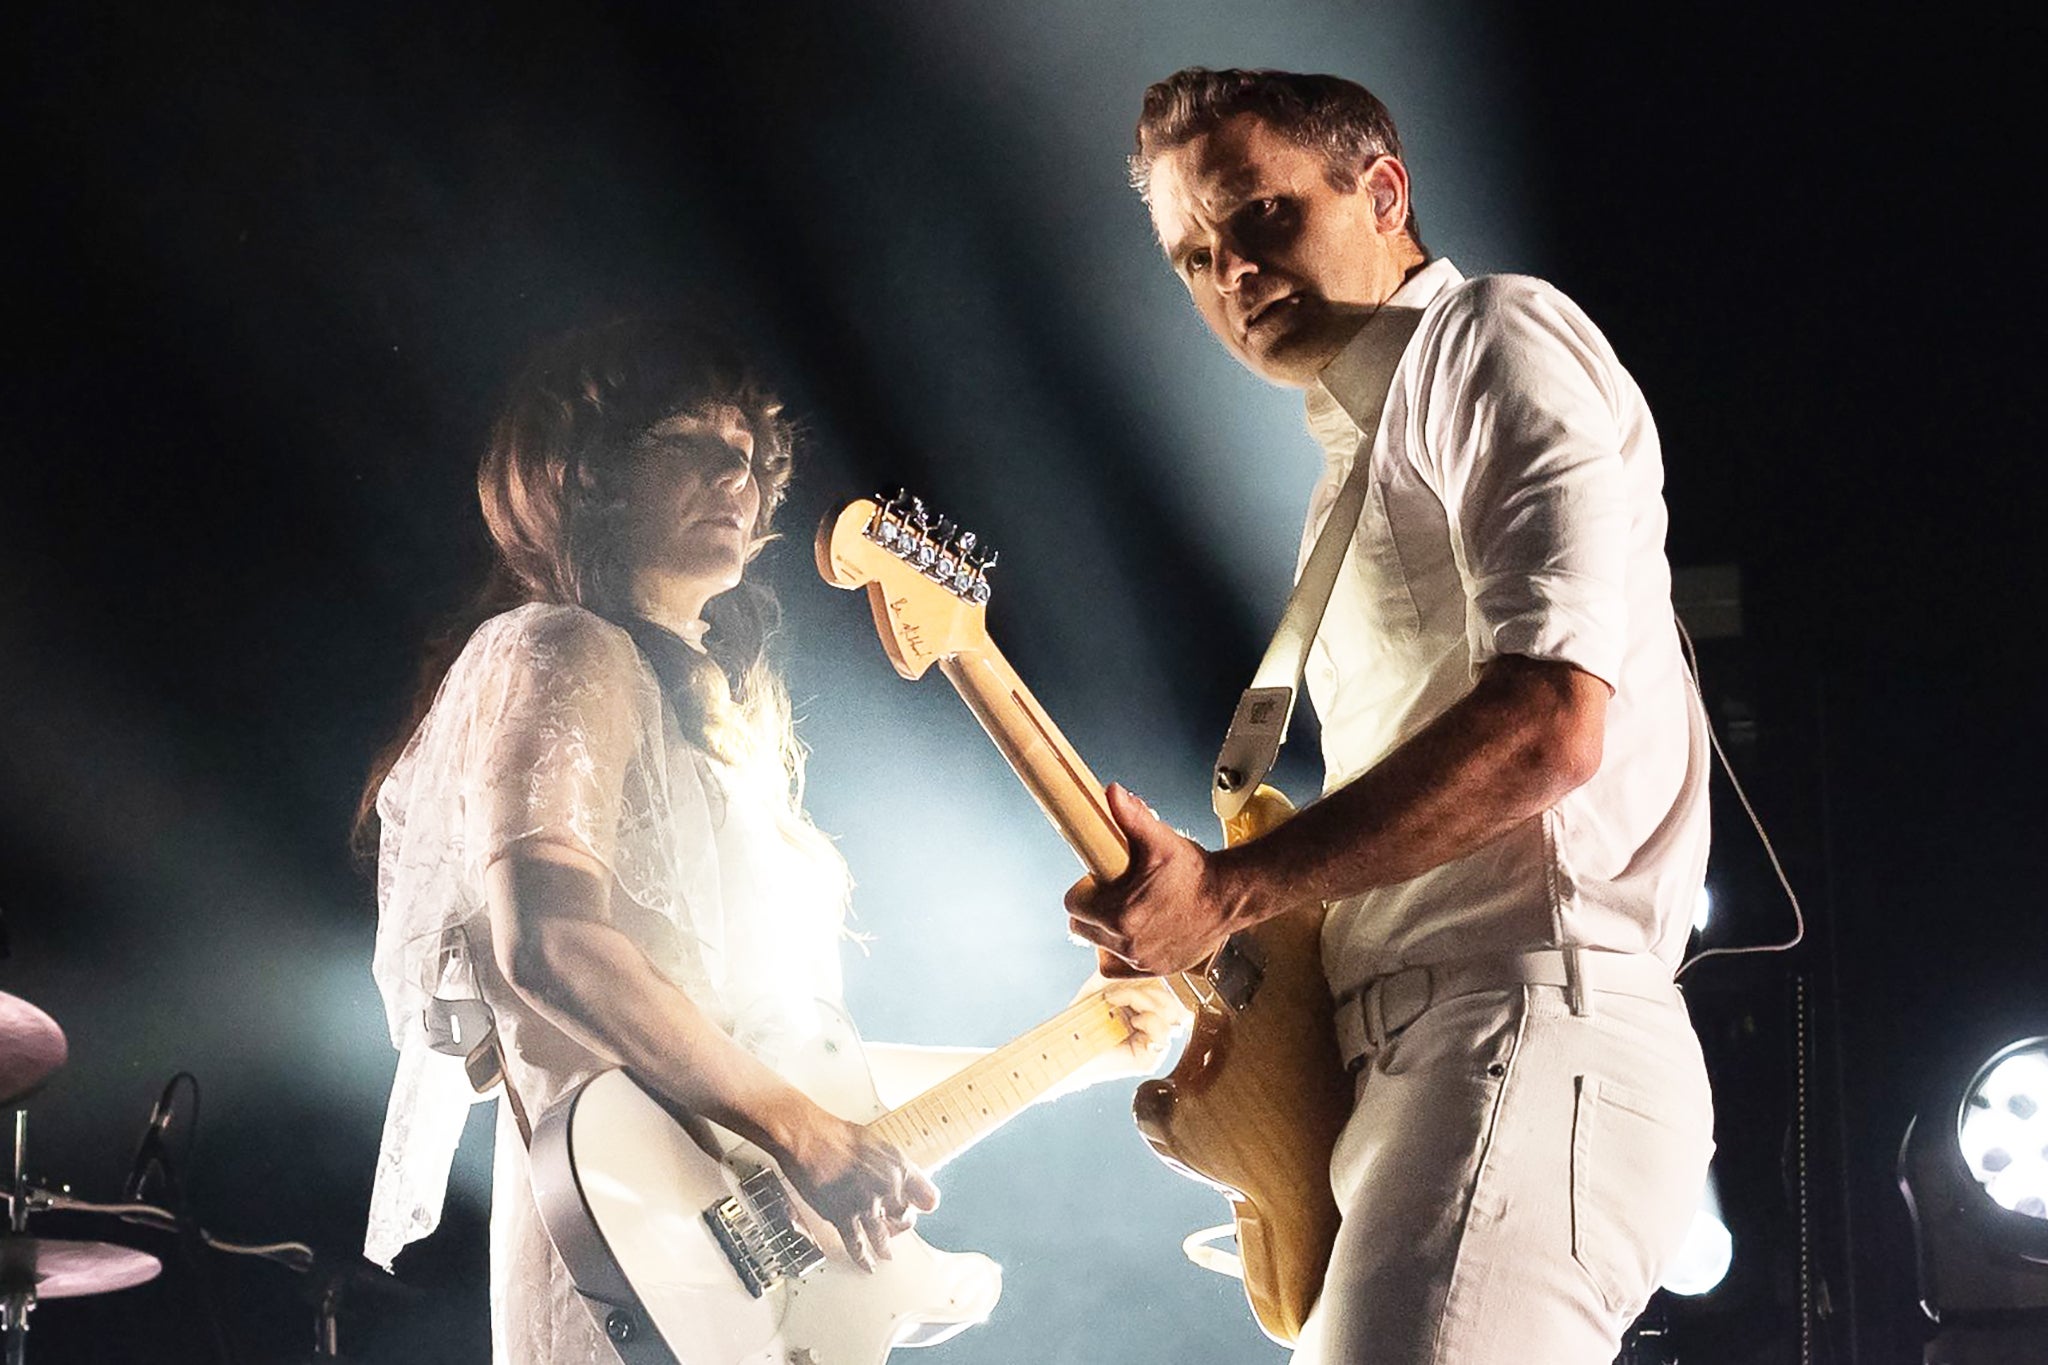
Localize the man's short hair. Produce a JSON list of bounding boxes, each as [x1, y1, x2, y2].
[[1130, 67, 1422, 246]]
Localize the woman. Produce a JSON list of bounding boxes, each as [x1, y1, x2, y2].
[[359, 320, 1179, 1362]]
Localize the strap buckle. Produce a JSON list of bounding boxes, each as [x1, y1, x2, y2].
[[1212, 686, 1295, 820]]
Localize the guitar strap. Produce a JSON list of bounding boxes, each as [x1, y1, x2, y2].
[[616, 615, 718, 717], [423, 927, 534, 1145], [1181, 305, 1426, 1289], [1211, 304, 1425, 821]]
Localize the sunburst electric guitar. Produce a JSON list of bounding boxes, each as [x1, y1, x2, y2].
[[817, 492, 1352, 1345], [528, 991, 1144, 1364]]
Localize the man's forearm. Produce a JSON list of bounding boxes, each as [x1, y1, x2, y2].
[[1216, 656, 1606, 922]]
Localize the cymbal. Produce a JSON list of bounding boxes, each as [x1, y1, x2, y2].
[[0, 1236, 160, 1299], [0, 994, 66, 1107]]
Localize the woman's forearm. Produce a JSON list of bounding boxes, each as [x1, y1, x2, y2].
[[484, 851, 821, 1160]]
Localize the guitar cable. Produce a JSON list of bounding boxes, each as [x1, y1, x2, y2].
[[1673, 614, 1806, 979]]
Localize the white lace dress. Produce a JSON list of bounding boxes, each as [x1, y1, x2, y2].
[[365, 603, 850, 1364]]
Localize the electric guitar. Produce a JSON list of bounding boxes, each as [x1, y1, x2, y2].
[[816, 492, 1352, 1345], [528, 991, 1143, 1365]]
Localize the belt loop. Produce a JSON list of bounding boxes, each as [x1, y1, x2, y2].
[[1364, 982, 1386, 1051], [1563, 946, 1589, 1016]]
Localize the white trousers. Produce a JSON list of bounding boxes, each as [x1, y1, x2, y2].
[[1291, 981, 1713, 1365]]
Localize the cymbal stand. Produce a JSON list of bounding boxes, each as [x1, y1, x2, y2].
[[1, 1290, 23, 1365], [5, 1110, 34, 1365], [310, 1261, 346, 1363]]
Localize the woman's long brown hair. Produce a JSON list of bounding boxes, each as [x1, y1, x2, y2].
[[352, 319, 797, 860]]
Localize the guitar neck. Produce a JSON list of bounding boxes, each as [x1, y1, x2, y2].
[[938, 649, 1130, 882], [868, 992, 1132, 1172], [938, 644, 1211, 1016]]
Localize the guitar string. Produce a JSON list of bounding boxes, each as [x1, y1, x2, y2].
[[879, 1012, 1125, 1154], [743, 1002, 1133, 1268], [873, 999, 1132, 1164]]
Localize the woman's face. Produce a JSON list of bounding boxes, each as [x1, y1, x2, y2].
[[622, 402, 764, 609]]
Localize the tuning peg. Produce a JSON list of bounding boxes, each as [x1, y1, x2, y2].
[[851, 490, 997, 604], [967, 547, 997, 604]]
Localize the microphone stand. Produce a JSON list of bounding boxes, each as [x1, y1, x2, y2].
[[128, 1082, 239, 1365]]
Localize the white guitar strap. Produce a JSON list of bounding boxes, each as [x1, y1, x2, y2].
[[1187, 305, 1423, 1289], [1211, 304, 1425, 822], [423, 926, 533, 1146]]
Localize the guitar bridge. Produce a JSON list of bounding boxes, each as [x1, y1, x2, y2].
[[703, 1168, 825, 1298], [1207, 935, 1265, 1012]]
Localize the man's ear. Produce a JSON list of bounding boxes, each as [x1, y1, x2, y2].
[[1360, 155, 1410, 233]]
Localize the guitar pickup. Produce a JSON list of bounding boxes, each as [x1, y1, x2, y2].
[[1208, 936, 1265, 1012]]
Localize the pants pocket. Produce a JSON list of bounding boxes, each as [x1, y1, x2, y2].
[[1569, 1074, 1712, 1317]]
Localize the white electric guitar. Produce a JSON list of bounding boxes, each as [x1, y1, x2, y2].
[[529, 991, 1141, 1365]]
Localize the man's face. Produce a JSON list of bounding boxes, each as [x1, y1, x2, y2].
[[1147, 113, 1413, 387]]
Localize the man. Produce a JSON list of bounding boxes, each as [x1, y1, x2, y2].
[[1065, 69, 1714, 1363]]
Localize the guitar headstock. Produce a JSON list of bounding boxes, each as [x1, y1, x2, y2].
[[816, 491, 999, 679]]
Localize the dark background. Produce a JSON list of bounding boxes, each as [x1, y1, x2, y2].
[[5, 3, 2043, 1362]]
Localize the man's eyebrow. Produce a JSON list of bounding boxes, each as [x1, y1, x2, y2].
[[1217, 164, 1264, 200], [639, 427, 731, 452], [1151, 205, 1199, 264], [1155, 162, 1271, 262]]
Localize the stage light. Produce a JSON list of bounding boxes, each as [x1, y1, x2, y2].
[[1659, 1172, 1732, 1297], [1899, 1035, 2048, 1361], [1693, 885, 1712, 935], [1955, 1041, 2048, 1221]]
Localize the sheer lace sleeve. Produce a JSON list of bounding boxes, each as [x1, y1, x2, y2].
[[464, 604, 654, 882], [371, 606, 675, 1046], [366, 604, 687, 1268]]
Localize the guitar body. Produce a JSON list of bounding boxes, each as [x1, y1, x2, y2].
[[1132, 787, 1350, 1344], [529, 1010, 1002, 1365]]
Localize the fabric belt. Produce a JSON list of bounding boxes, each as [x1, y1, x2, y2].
[[1333, 948, 1676, 1074]]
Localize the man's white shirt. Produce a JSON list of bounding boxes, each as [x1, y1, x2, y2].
[[1298, 258, 1710, 996]]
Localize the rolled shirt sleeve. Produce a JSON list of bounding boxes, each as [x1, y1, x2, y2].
[[1419, 276, 1632, 688]]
